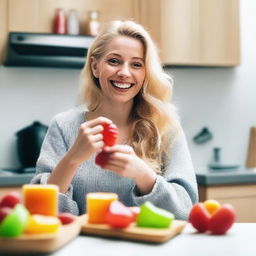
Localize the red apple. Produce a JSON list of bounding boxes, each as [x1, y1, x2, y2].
[[0, 192, 22, 208], [208, 204, 236, 234], [0, 207, 13, 223], [189, 203, 211, 232], [105, 201, 134, 228], [58, 212, 76, 225]]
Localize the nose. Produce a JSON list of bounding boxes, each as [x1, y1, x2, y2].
[[117, 63, 131, 78]]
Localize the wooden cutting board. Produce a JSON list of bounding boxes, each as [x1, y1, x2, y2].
[[79, 214, 187, 243], [0, 217, 81, 253]]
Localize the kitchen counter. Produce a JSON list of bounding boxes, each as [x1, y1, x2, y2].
[[45, 223, 256, 256], [0, 169, 34, 186], [1, 168, 256, 187], [196, 168, 256, 186]]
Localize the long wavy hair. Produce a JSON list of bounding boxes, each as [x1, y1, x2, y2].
[[79, 20, 180, 174]]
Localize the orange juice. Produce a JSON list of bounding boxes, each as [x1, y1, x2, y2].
[[22, 184, 59, 216], [86, 192, 118, 224]]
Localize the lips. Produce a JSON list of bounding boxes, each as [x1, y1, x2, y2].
[[110, 80, 134, 89]]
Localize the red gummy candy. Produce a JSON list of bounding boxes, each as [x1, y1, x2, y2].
[[95, 151, 111, 168], [102, 123, 117, 146]]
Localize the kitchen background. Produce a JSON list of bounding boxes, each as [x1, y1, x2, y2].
[[0, 0, 255, 172]]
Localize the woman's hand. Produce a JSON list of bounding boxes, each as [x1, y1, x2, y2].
[[66, 117, 112, 165], [102, 145, 157, 195]]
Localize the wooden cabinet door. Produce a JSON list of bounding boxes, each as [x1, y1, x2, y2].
[[160, 0, 200, 65], [7, 0, 139, 34], [8, 0, 40, 32], [138, 0, 200, 65], [199, 0, 240, 66], [139, 0, 240, 66], [0, 0, 8, 62], [199, 184, 256, 222], [98, 0, 139, 24]]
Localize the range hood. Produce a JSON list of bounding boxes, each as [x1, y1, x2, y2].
[[4, 32, 95, 68]]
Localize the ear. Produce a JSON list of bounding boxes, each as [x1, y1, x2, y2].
[[90, 56, 99, 78]]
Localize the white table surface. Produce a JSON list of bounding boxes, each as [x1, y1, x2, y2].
[[49, 223, 256, 256]]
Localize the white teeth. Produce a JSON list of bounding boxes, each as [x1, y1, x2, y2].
[[113, 82, 133, 89]]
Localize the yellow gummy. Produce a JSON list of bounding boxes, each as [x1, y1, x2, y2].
[[25, 214, 61, 234]]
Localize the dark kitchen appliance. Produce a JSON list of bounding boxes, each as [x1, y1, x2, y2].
[[4, 32, 94, 68], [16, 121, 48, 169]]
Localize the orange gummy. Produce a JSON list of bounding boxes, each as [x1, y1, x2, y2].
[[22, 184, 59, 216], [203, 199, 221, 215], [86, 192, 118, 224]]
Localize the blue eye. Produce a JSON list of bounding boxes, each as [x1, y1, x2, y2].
[[132, 62, 144, 68], [133, 62, 142, 67], [107, 58, 120, 65]]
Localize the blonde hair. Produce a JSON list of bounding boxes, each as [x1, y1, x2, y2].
[[79, 20, 180, 174]]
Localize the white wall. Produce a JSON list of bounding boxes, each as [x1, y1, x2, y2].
[[0, 68, 80, 168], [0, 0, 255, 171], [169, 0, 256, 170]]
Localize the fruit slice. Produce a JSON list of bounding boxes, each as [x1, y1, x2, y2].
[[0, 204, 29, 237], [136, 202, 174, 228], [25, 214, 61, 234], [105, 201, 134, 228], [102, 123, 117, 146], [95, 150, 111, 168]]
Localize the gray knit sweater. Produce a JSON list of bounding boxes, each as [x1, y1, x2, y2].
[[31, 108, 198, 220]]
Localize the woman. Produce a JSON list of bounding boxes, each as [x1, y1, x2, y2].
[[31, 20, 198, 220]]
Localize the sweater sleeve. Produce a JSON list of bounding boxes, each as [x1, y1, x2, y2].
[[131, 129, 198, 220], [30, 117, 79, 215]]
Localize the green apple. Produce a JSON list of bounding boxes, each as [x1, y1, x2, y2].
[[0, 204, 29, 237], [136, 202, 174, 228]]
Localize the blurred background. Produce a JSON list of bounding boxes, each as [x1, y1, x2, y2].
[[1, 0, 255, 171]]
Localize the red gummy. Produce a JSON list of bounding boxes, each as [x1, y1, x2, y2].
[[102, 123, 117, 146], [95, 150, 111, 168]]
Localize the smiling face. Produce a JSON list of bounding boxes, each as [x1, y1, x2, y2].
[[90, 35, 146, 106]]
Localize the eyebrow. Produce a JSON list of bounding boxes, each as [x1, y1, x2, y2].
[[106, 53, 144, 61]]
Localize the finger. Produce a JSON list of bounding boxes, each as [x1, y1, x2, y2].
[[91, 133, 103, 142], [103, 163, 123, 174], [93, 141, 104, 149], [90, 125, 104, 135], [104, 145, 133, 154], [108, 152, 131, 162], [106, 158, 124, 167], [85, 116, 112, 128]]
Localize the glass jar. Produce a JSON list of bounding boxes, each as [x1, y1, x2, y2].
[[85, 10, 100, 36], [67, 9, 80, 35], [53, 9, 66, 34]]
